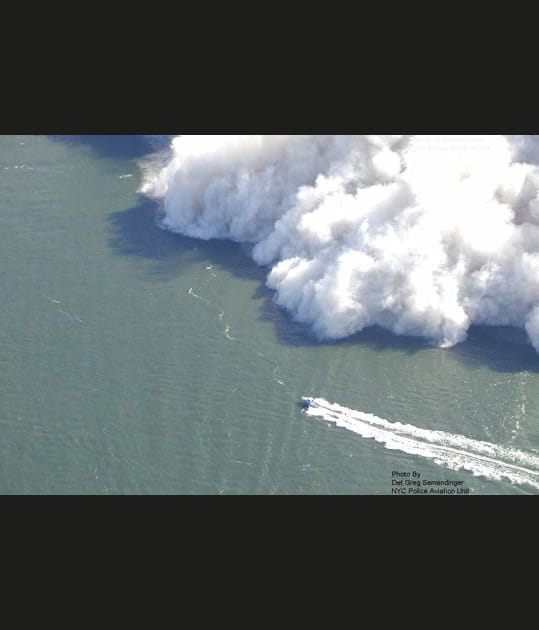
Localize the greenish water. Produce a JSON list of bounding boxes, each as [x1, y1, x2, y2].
[[0, 134, 538, 494]]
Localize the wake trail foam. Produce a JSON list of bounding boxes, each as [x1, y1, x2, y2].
[[302, 397, 539, 489]]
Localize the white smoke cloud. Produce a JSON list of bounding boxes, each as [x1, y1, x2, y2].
[[142, 134, 539, 352]]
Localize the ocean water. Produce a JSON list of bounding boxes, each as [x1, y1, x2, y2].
[[0, 134, 538, 494]]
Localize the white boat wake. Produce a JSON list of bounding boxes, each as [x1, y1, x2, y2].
[[302, 397, 539, 490]]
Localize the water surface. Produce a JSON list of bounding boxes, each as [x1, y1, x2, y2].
[[1, 135, 537, 494]]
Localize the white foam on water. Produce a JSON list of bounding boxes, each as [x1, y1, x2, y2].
[[302, 397, 539, 489]]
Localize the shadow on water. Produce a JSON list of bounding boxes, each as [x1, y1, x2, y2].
[[108, 199, 273, 285], [48, 134, 171, 159], [108, 199, 539, 373], [108, 199, 200, 282], [61, 133, 539, 375], [448, 325, 539, 374]]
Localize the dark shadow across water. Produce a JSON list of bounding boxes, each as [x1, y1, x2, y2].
[[107, 198, 539, 373], [48, 134, 171, 159], [448, 325, 539, 374], [108, 198, 271, 284]]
